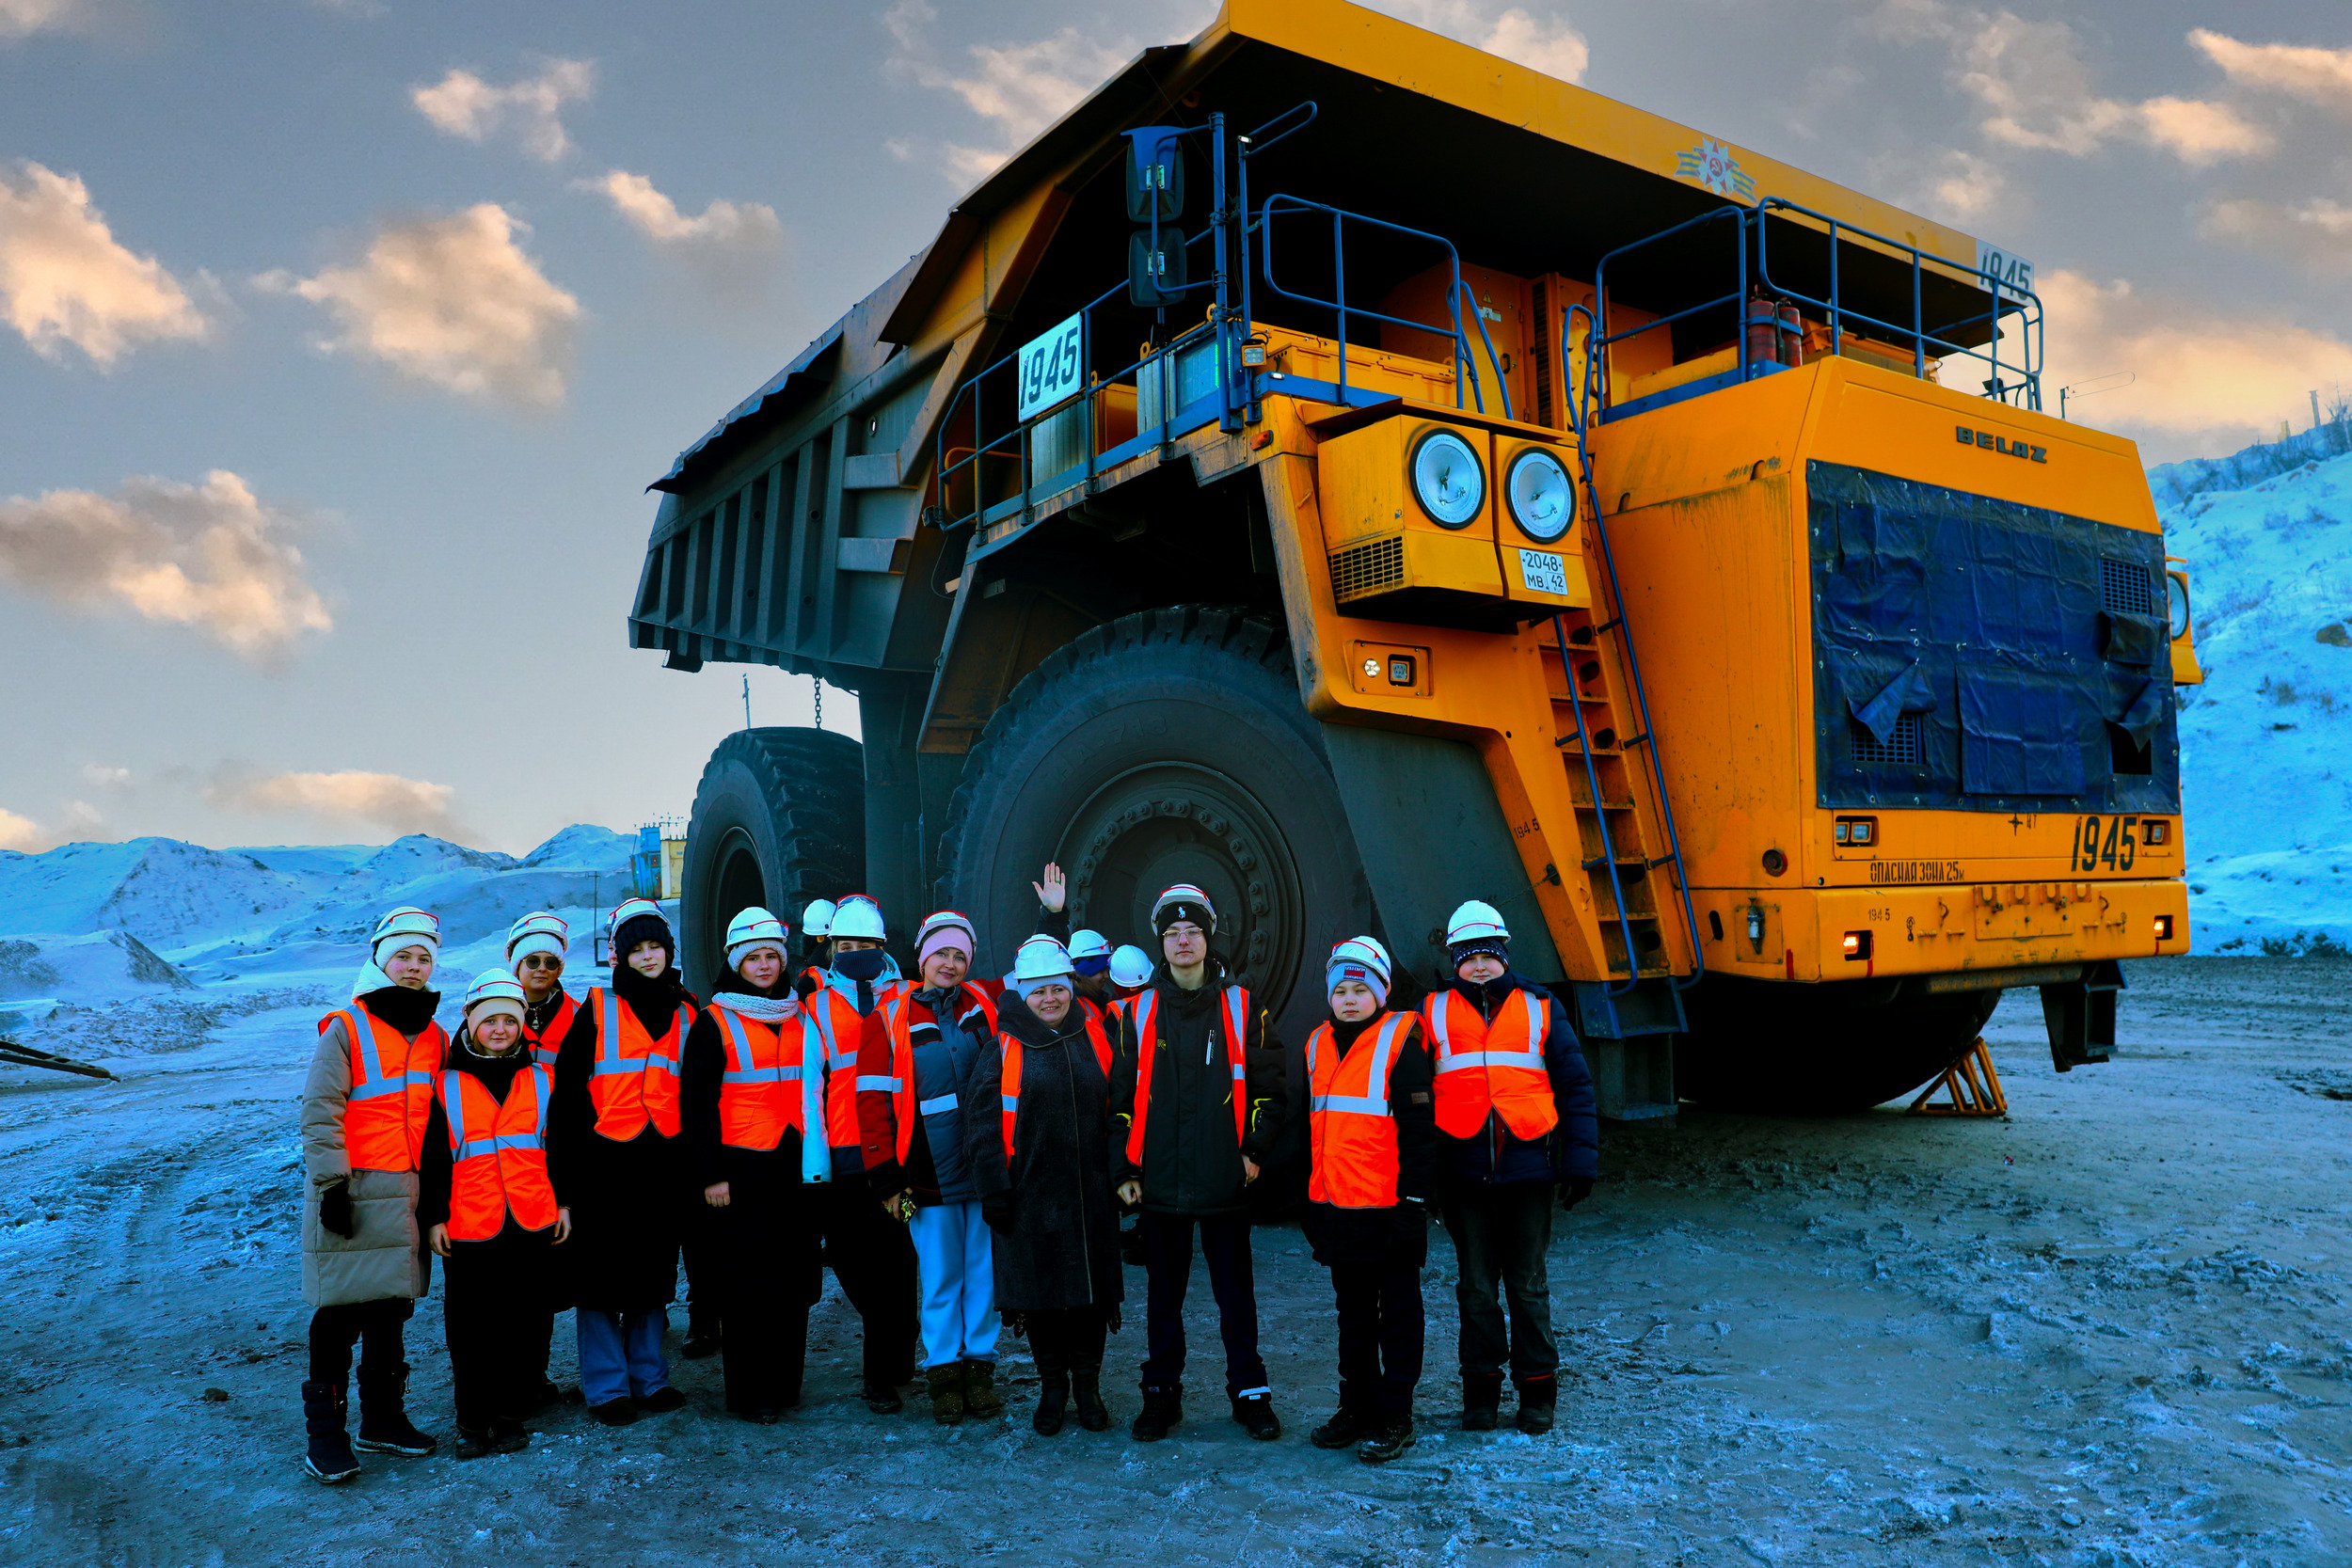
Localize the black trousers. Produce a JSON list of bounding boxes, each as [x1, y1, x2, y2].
[[1025, 1305, 1109, 1375], [307, 1297, 412, 1385], [680, 1191, 721, 1335], [1329, 1260, 1424, 1418], [443, 1227, 556, 1430], [1440, 1180, 1556, 1380], [716, 1182, 821, 1412], [1138, 1211, 1266, 1396], [818, 1183, 916, 1386]]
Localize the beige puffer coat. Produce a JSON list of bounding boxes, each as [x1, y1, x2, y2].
[[299, 1010, 438, 1307]]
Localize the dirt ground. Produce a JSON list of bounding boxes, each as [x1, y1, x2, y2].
[[3, 958, 2348, 1567]]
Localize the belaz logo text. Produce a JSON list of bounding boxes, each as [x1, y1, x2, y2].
[[1956, 425, 2046, 463]]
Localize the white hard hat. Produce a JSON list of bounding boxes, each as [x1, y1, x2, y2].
[[916, 909, 977, 955], [462, 966, 527, 1023], [1068, 928, 1112, 961], [829, 895, 886, 942], [1445, 899, 1509, 947], [505, 911, 567, 966], [802, 898, 836, 938], [609, 896, 665, 936], [1011, 934, 1075, 984], [1108, 944, 1153, 989], [725, 907, 790, 969], [1327, 935, 1392, 989], [1152, 883, 1216, 935], [372, 906, 439, 962]]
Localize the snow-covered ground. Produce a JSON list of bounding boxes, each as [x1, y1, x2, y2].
[[2154, 428, 2352, 955], [2, 961, 2346, 1565]]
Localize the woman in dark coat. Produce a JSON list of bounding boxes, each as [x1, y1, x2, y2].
[[679, 906, 825, 1424], [966, 935, 1124, 1435], [549, 897, 698, 1426]]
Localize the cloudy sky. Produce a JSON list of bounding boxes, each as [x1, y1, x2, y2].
[[1, 0, 2344, 856]]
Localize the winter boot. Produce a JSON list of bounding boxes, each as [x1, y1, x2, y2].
[[1311, 1403, 1377, 1451], [926, 1364, 965, 1425], [589, 1397, 639, 1427], [491, 1418, 530, 1454], [299, 1380, 360, 1484], [1231, 1391, 1281, 1441], [1072, 1366, 1112, 1432], [1032, 1370, 1070, 1435], [861, 1377, 904, 1415], [453, 1425, 494, 1462], [960, 1359, 1004, 1419], [353, 1361, 437, 1456], [1461, 1370, 1504, 1432], [1513, 1373, 1557, 1436], [639, 1386, 686, 1414], [1130, 1384, 1181, 1442], [681, 1324, 722, 1361], [1359, 1417, 1418, 1464]]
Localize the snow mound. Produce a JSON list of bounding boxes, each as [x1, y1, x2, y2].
[[0, 930, 195, 1010], [2152, 433, 2352, 954]]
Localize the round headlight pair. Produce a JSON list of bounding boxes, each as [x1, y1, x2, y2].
[[1409, 432, 1575, 544]]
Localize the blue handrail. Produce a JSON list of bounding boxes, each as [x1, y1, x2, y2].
[[1255, 194, 1486, 414]]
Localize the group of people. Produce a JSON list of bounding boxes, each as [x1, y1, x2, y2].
[[294, 870, 1597, 1479]]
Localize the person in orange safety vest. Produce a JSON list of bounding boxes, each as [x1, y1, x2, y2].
[[1420, 899, 1597, 1439], [548, 898, 698, 1427], [503, 909, 577, 1409], [679, 906, 825, 1424], [420, 968, 571, 1461], [296, 904, 447, 1485], [1299, 937, 1436, 1465]]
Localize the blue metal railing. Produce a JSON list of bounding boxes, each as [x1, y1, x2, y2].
[[1590, 198, 2043, 420]]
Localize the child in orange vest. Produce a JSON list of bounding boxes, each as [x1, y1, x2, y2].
[[1301, 938, 1437, 1464], [419, 970, 571, 1460]]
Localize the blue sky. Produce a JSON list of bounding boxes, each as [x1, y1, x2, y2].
[[1, 0, 2345, 855]]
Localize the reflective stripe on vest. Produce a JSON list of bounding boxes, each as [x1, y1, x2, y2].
[[804, 990, 869, 1165], [439, 1064, 557, 1241], [1421, 988, 1558, 1142], [1306, 1012, 1415, 1208], [321, 1003, 444, 1173], [997, 1015, 1112, 1161], [711, 1004, 807, 1152], [876, 985, 1001, 1166], [586, 989, 690, 1142], [523, 990, 578, 1069], [1123, 986, 1250, 1168]]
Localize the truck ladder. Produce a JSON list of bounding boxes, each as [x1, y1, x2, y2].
[[1544, 301, 1705, 1043]]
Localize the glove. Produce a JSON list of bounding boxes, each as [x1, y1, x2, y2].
[[980, 1190, 1017, 1234], [318, 1178, 356, 1239], [1559, 1177, 1595, 1212]]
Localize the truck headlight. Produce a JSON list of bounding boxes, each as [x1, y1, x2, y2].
[[1411, 430, 1484, 528], [1506, 448, 1574, 543]]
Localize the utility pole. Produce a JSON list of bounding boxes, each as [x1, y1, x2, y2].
[[2313, 389, 2324, 433], [742, 673, 751, 731]]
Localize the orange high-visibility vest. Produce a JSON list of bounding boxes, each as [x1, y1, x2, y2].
[[1123, 987, 1251, 1169], [864, 985, 1003, 1164], [1305, 1012, 1418, 1208], [437, 1063, 558, 1242], [996, 1014, 1114, 1161], [523, 990, 578, 1069], [319, 1001, 444, 1173], [584, 988, 691, 1142], [1420, 987, 1558, 1141], [709, 1002, 814, 1151]]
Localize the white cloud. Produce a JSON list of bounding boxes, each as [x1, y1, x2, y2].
[[1927, 149, 2005, 219], [204, 768, 473, 841], [0, 468, 331, 662], [2201, 198, 2352, 272], [80, 763, 130, 789], [2191, 30, 2352, 116], [262, 204, 580, 407], [2129, 95, 2273, 167], [0, 0, 96, 40], [882, 0, 1132, 182], [0, 160, 208, 366], [411, 57, 594, 163], [585, 170, 785, 304], [0, 806, 38, 852], [2042, 268, 2352, 454], [1371, 1, 1588, 82]]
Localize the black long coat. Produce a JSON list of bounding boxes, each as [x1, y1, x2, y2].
[[964, 994, 1124, 1314], [548, 975, 694, 1315]]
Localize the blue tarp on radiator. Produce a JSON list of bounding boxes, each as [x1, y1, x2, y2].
[[1808, 461, 2181, 815]]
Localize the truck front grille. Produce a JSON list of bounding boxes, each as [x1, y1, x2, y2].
[[2100, 557, 2161, 618], [1330, 536, 1406, 601]]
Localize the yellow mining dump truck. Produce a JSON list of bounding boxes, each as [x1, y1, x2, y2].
[[630, 0, 2203, 1114]]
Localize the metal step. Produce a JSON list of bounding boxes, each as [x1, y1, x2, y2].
[[1570, 974, 1689, 1040]]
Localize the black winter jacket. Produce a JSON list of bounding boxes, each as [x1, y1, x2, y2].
[[964, 994, 1124, 1313], [1110, 962, 1287, 1216], [1434, 971, 1599, 1188]]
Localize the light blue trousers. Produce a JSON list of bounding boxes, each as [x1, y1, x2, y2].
[[909, 1199, 998, 1368], [577, 1307, 670, 1406]]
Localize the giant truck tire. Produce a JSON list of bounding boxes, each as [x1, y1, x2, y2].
[[933, 605, 1374, 1181], [1675, 974, 2002, 1115], [681, 727, 865, 991]]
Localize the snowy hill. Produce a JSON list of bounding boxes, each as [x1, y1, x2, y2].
[[2153, 425, 2352, 955], [0, 825, 639, 1019]]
